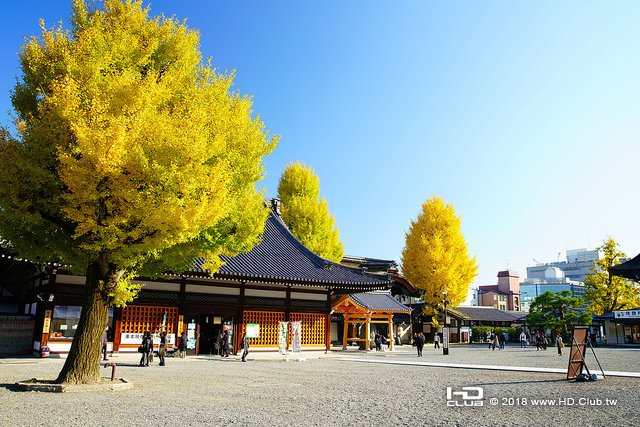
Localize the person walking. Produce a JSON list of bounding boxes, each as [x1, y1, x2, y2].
[[415, 333, 425, 357], [542, 334, 548, 351], [535, 332, 542, 351], [499, 332, 505, 350], [222, 329, 230, 357], [525, 331, 531, 347], [158, 331, 167, 366], [102, 327, 109, 361], [556, 333, 564, 356], [434, 333, 441, 350], [240, 332, 249, 362], [519, 331, 527, 349], [139, 331, 153, 367]]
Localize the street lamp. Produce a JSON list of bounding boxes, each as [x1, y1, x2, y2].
[[442, 289, 449, 355]]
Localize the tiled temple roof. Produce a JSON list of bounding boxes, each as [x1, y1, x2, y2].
[[349, 292, 412, 312], [192, 211, 391, 290]]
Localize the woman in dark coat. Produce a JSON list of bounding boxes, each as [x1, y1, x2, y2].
[[158, 331, 167, 366], [139, 331, 153, 367]]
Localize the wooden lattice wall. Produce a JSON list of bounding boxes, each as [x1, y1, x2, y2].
[[290, 312, 325, 346], [121, 306, 178, 334], [242, 311, 325, 347], [243, 311, 284, 346]]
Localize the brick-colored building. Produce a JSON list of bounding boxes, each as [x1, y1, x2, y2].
[[476, 270, 521, 311]]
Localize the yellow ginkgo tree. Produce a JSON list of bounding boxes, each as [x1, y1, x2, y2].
[[401, 196, 478, 318], [0, 0, 276, 384], [277, 162, 344, 262]]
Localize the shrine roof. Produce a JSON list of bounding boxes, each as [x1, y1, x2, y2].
[[192, 211, 391, 290]]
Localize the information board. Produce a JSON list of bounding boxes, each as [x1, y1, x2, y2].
[[246, 323, 260, 339]]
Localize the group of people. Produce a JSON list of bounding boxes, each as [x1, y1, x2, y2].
[[138, 331, 188, 367], [488, 332, 505, 350], [373, 332, 389, 352], [412, 332, 442, 356]]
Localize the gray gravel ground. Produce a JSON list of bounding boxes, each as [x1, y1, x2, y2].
[[0, 344, 638, 427]]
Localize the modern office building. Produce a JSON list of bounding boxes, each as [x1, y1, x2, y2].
[[520, 266, 586, 311], [526, 248, 600, 283]]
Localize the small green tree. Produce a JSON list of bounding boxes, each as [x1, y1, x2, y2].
[[526, 291, 591, 338], [277, 161, 344, 262], [585, 238, 640, 315]]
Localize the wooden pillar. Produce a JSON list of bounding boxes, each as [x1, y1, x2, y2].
[[365, 314, 371, 351], [236, 283, 246, 356], [113, 307, 123, 353], [325, 288, 332, 353], [342, 314, 349, 350], [325, 313, 331, 352], [285, 286, 291, 322], [388, 315, 394, 351]]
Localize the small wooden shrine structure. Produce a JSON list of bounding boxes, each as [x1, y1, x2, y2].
[[333, 292, 412, 351]]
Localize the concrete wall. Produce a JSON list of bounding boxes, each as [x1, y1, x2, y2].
[[0, 315, 34, 355]]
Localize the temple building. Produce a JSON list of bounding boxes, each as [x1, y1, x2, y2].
[[18, 204, 395, 356]]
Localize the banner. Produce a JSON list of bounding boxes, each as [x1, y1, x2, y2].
[[291, 321, 302, 353], [278, 321, 289, 355]]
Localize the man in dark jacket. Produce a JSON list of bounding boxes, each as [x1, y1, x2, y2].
[[240, 332, 249, 362], [415, 333, 425, 357], [222, 330, 230, 357]]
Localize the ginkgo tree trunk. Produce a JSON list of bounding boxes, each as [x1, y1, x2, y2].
[[0, 0, 276, 384]]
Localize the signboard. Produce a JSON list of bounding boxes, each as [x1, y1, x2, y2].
[[120, 332, 175, 345], [291, 321, 302, 353], [278, 321, 289, 355], [614, 309, 640, 319], [246, 323, 260, 339], [42, 310, 52, 333], [443, 328, 450, 348], [567, 326, 589, 379], [177, 315, 184, 335]]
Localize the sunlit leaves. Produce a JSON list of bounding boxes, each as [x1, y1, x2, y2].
[[584, 238, 640, 315], [0, 0, 276, 302], [277, 162, 344, 262], [401, 196, 478, 312]]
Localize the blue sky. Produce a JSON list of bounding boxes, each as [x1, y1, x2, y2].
[[1, 1, 638, 291]]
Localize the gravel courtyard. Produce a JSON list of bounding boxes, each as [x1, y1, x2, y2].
[[1, 345, 638, 426]]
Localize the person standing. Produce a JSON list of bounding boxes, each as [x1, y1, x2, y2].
[[374, 333, 381, 352], [240, 332, 249, 362], [158, 331, 167, 366], [140, 331, 153, 367], [499, 332, 505, 350], [492, 333, 499, 351], [556, 333, 563, 356], [179, 332, 187, 358], [415, 333, 425, 357], [222, 329, 230, 357], [519, 331, 526, 348], [434, 333, 441, 350]]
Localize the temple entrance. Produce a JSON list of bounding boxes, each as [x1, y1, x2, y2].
[[198, 314, 224, 355]]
